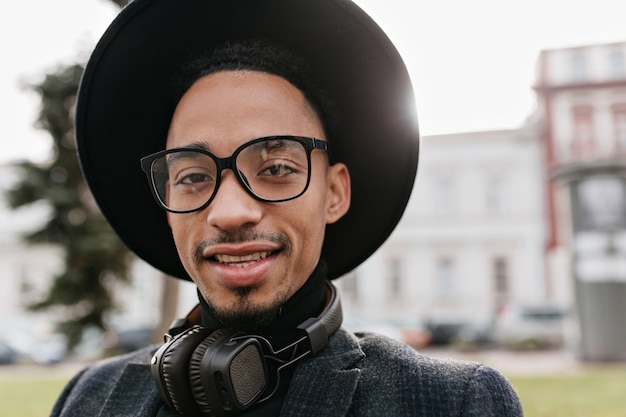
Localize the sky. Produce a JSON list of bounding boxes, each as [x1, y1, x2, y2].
[[3, 0, 626, 164]]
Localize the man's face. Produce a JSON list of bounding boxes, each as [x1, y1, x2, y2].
[[166, 70, 350, 326]]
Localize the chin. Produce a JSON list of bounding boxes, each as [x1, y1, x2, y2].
[[208, 289, 286, 330]]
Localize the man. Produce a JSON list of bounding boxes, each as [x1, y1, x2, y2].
[[52, 0, 523, 416]]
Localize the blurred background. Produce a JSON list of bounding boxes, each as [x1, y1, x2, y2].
[[1, 0, 626, 407]]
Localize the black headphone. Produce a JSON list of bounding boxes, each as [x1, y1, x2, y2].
[[151, 282, 342, 416]]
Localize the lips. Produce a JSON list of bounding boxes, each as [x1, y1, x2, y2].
[[214, 251, 272, 268]]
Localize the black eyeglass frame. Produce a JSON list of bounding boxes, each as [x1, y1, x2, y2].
[[140, 135, 330, 214]]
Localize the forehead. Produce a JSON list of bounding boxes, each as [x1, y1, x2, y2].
[[166, 70, 324, 152]]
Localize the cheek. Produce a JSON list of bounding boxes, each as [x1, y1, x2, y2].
[[289, 186, 328, 253]]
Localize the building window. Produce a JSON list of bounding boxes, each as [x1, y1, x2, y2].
[[571, 52, 587, 83], [571, 105, 595, 157], [493, 257, 510, 306], [612, 104, 626, 149], [388, 258, 402, 300], [573, 176, 626, 231], [435, 176, 456, 214], [610, 49, 626, 80], [436, 257, 455, 300], [486, 175, 506, 216]]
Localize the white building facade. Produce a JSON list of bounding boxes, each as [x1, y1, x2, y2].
[[336, 128, 552, 333]]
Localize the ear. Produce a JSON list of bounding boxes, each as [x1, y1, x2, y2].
[[325, 162, 351, 224]]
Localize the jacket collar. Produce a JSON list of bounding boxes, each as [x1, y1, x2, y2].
[[98, 350, 167, 417], [280, 328, 364, 417]]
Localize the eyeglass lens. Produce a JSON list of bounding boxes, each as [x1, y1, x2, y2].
[[149, 138, 311, 212]]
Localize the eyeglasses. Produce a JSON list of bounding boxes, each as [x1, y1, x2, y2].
[[140, 136, 329, 213]]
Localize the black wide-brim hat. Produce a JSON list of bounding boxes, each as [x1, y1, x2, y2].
[[76, 0, 419, 281]]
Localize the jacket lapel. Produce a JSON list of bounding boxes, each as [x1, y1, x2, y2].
[[98, 362, 165, 417], [280, 329, 364, 417]]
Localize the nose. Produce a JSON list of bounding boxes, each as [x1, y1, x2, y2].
[[205, 171, 263, 232]]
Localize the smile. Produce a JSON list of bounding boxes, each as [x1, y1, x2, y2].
[[214, 251, 272, 268]]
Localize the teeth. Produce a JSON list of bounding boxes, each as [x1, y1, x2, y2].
[[215, 251, 269, 267]]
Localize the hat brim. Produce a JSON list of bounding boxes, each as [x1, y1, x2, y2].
[[76, 0, 419, 280]]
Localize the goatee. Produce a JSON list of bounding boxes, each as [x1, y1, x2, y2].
[[203, 287, 288, 331]]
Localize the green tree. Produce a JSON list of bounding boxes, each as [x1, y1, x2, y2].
[[5, 0, 133, 350], [7, 63, 132, 349]]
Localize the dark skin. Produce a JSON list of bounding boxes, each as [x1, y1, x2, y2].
[[165, 70, 351, 328]]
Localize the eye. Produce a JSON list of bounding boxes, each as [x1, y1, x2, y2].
[[177, 172, 212, 185], [259, 161, 298, 177], [170, 165, 216, 192]]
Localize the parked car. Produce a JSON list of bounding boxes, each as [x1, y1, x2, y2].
[[29, 332, 68, 365], [0, 338, 17, 365], [103, 326, 157, 354], [423, 320, 493, 350], [2, 327, 67, 365], [492, 304, 566, 350], [424, 321, 465, 346]]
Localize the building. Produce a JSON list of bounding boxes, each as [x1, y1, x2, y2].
[[533, 41, 626, 360], [336, 128, 551, 337], [534, 40, 626, 279]]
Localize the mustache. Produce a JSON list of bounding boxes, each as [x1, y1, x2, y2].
[[193, 228, 290, 263]]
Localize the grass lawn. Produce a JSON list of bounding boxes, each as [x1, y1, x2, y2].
[[0, 367, 72, 417], [510, 367, 626, 417], [1, 364, 625, 416]]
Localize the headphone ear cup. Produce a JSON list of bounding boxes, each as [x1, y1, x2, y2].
[[151, 326, 216, 416], [188, 328, 230, 416]]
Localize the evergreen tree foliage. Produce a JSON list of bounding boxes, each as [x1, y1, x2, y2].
[[5, 1, 132, 350]]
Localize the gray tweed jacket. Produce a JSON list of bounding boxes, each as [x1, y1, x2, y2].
[[51, 328, 523, 417]]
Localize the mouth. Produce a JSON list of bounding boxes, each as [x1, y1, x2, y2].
[[213, 251, 274, 268]]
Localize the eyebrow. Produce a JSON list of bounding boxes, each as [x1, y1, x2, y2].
[[164, 144, 212, 165], [178, 141, 213, 152], [164, 141, 213, 159]]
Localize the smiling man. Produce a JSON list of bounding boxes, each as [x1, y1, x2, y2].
[[51, 1, 523, 416]]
